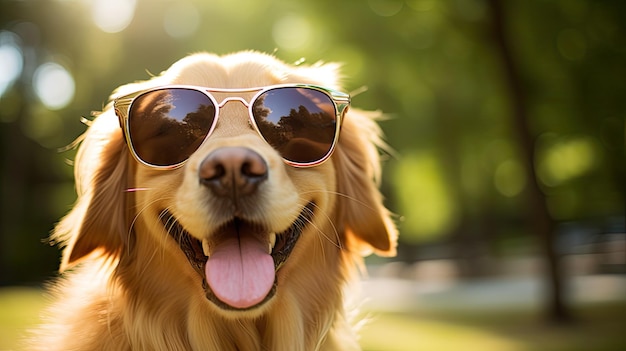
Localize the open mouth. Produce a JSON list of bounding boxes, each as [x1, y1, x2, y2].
[[161, 202, 314, 311]]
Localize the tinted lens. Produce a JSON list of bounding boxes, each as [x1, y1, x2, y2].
[[128, 88, 216, 166], [252, 87, 337, 164]]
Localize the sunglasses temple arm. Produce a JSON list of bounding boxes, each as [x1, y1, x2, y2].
[[113, 97, 134, 144]]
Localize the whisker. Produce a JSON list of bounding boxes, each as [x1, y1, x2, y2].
[[126, 194, 176, 269], [299, 189, 380, 215], [299, 206, 330, 263], [157, 205, 180, 262], [137, 203, 176, 277], [298, 200, 342, 252], [125, 187, 152, 192]]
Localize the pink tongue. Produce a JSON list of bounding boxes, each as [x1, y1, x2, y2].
[[205, 236, 275, 309]]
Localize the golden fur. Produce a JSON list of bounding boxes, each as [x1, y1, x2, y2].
[[30, 51, 397, 351]]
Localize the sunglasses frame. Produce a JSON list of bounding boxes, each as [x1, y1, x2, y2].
[[114, 84, 350, 170]]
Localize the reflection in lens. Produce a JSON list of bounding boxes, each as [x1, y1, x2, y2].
[[252, 88, 336, 164], [128, 88, 216, 166]]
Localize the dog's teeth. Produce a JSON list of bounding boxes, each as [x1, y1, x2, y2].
[[269, 233, 276, 253], [202, 239, 210, 257]]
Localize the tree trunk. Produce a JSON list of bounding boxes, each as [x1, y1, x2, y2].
[[486, 0, 572, 323]]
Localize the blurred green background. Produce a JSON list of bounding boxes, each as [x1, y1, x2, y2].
[[0, 0, 624, 350]]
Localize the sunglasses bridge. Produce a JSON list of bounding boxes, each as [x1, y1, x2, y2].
[[213, 96, 252, 110]]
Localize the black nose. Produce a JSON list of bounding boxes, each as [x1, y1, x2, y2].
[[199, 147, 268, 198]]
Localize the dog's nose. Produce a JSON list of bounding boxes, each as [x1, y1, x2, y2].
[[199, 147, 268, 197]]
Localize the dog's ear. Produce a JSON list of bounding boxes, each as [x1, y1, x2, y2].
[[334, 109, 397, 257], [52, 109, 129, 270]]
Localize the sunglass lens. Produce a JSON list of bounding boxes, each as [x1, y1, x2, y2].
[[252, 87, 337, 164], [128, 88, 216, 166]]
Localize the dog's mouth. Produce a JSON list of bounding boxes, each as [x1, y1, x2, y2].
[[161, 202, 314, 311]]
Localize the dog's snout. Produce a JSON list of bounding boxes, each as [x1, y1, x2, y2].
[[199, 147, 268, 197]]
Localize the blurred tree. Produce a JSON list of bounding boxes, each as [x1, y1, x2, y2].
[[486, 0, 568, 324]]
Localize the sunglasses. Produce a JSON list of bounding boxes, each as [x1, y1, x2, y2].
[[114, 84, 350, 169]]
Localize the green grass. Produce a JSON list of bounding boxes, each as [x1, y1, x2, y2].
[[359, 305, 626, 351], [1, 287, 625, 351], [0, 287, 47, 351]]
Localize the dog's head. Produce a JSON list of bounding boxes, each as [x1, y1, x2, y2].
[[54, 51, 397, 313]]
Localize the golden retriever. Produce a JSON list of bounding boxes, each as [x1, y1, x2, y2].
[[30, 51, 397, 351]]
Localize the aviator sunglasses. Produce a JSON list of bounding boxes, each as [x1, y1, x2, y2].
[[114, 84, 350, 169]]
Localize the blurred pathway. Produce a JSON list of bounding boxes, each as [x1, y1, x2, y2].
[[359, 274, 626, 313]]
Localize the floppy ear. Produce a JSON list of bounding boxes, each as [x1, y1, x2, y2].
[[334, 109, 397, 257], [52, 108, 130, 270]]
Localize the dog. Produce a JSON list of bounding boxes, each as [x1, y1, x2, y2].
[[30, 51, 397, 350]]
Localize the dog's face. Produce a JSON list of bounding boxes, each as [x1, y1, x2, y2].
[[130, 78, 342, 311], [56, 52, 397, 315]]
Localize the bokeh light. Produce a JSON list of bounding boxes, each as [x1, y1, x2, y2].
[[394, 152, 458, 242], [557, 28, 587, 61], [272, 14, 313, 51], [538, 136, 597, 187], [32, 62, 75, 110], [494, 159, 527, 197], [20, 106, 64, 148], [368, 0, 404, 17], [0, 31, 23, 98], [163, 1, 200, 39], [90, 0, 137, 33]]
